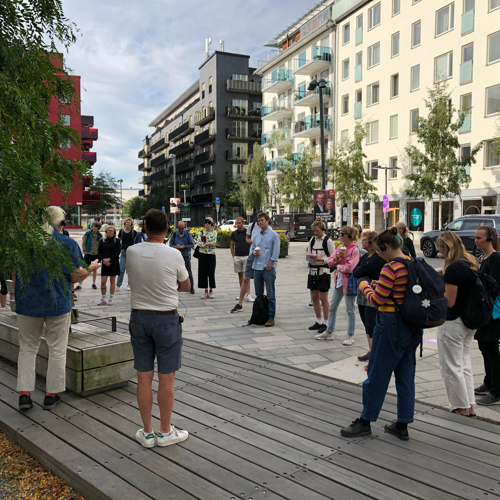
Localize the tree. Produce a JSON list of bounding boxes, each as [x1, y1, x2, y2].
[[85, 170, 121, 217], [0, 0, 88, 285], [277, 145, 319, 212], [404, 80, 482, 227], [216, 172, 241, 209], [123, 196, 146, 220], [327, 122, 378, 225]]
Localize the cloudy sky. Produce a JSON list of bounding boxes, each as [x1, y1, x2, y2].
[[61, 0, 310, 190]]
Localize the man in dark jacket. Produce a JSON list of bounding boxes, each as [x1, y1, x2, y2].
[[170, 221, 195, 293]]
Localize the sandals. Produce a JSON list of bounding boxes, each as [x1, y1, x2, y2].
[[450, 409, 476, 418]]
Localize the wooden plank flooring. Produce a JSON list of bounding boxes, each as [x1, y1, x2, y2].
[[0, 340, 499, 500]]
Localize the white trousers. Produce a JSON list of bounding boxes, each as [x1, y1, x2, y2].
[[16, 312, 71, 394], [437, 317, 475, 409]]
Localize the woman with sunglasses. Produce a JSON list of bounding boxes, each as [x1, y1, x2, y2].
[[97, 226, 121, 306], [196, 217, 217, 299]]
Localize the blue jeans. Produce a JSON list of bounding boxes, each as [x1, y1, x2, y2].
[[361, 312, 420, 424], [326, 286, 356, 335], [254, 268, 276, 317], [117, 251, 127, 287]]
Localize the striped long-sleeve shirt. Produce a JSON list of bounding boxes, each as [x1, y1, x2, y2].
[[360, 258, 410, 312]]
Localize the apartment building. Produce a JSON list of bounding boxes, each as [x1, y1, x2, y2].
[[256, 0, 500, 234], [138, 51, 262, 226]]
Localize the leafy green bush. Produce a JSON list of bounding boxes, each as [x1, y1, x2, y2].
[[279, 233, 290, 250]]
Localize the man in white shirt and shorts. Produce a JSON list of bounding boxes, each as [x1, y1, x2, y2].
[[126, 208, 191, 448]]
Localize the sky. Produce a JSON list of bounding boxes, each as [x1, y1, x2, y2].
[[61, 0, 310, 190]]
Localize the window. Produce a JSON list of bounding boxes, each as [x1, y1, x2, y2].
[[412, 21, 421, 48], [342, 58, 350, 80], [389, 157, 398, 178], [433, 201, 454, 229], [488, 31, 500, 64], [486, 84, 500, 115], [232, 74, 248, 81], [232, 143, 248, 159], [60, 139, 70, 149], [490, 0, 500, 11], [356, 51, 362, 67], [393, 0, 400, 16], [61, 115, 70, 126], [390, 73, 399, 98], [390, 115, 398, 139], [369, 3, 381, 29], [410, 108, 419, 133], [343, 23, 350, 44], [342, 94, 349, 115], [356, 14, 363, 30], [367, 160, 379, 180], [461, 144, 471, 175], [413, 0, 421, 3], [436, 4, 455, 36], [462, 43, 473, 63], [366, 121, 379, 144], [202, 82, 205, 99], [341, 129, 349, 142], [231, 121, 247, 138], [367, 82, 380, 106], [435, 51, 453, 82], [208, 76, 213, 94], [464, 0, 475, 12], [391, 32, 400, 57], [368, 42, 380, 68], [356, 88, 362, 105], [411, 65, 420, 91]]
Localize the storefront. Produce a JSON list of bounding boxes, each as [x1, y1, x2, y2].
[[407, 202, 425, 232], [432, 201, 454, 230]]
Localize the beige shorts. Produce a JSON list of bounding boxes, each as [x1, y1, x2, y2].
[[233, 255, 248, 274]]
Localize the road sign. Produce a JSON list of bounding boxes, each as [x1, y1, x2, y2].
[[161, 206, 165, 212], [215, 196, 220, 208], [182, 218, 191, 222], [180, 204, 191, 220], [178, 179, 190, 191], [383, 195, 389, 213]]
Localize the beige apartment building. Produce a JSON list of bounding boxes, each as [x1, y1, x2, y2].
[[256, 0, 500, 235]]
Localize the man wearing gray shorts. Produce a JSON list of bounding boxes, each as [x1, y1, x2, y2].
[[126, 209, 191, 449]]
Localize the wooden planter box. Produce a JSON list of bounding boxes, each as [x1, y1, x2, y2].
[[279, 247, 288, 258], [216, 240, 230, 248]]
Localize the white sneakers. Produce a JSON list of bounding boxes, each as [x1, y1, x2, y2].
[[315, 331, 334, 340], [126, 285, 131, 291], [244, 294, 255, 302], [201, 292, 209, 299], [108, 299, 114, 306], [343, 335, 354, 346], [135, 426, 189, 448], [97, 298, 107, 306]]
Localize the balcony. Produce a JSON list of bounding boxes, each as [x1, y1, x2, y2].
[[226, 128, 262, 142], [354, 65, 362, 83], [150, 153, 166, 168], [293, 115, 332, 139], [169, 159, 193, 175], [138, 162, 145, 171], [139, 189, 145, 197], [266, 158, 285, 172], [81, 128, 98, 141], [151, 169, 167, 182], [262, 69, 293, 93], [194, 172, 215, 184], [150, 137, 166, 154], [82, 152, 96, 164], [194, 129, 215, 146], [82, 190, 101, 205], [354, 101, 362, 119], [81, 115, 94, 127], [459, 112, 471, 133], [293, 84, 332, 108], [169, 141, 194, 157], [261, 98, 292, 121], [261, 128, 291, 148], [138, 175, 151, 184], [138, 146, 150, 158], [355, 27, 363, 45], [226, 105, 262, 120], [169, 122, 194, 142], [226, 150, 248, 162], [195, 151, 215, 165], [460, 60, 473, 85], [195, 107, 215, 126], [82, 175, 92, 188], [312, 147, 333, 166], [293, 47, 332, 76], [226, 80, 262, 94], [461, 9, 474, 35]]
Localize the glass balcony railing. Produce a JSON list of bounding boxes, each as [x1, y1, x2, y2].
[[262, 69, 293, 91], [459, 112, 471, 133], [354, 65, 362, 83], [294, 83, 332, 102], [261, 98, 292, 117], [461, 9, 474, 35], [293, 114, 332, 135], [355, 27, 363, 45], [354, 102, 362, 119], [312, 46, 332, 61], [460, 60, 473, 85], [293, 47, 332, 72], [266, 158, 285, 171]]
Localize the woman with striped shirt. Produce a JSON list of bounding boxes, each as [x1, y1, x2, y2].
[[341, 227, 421, 441]]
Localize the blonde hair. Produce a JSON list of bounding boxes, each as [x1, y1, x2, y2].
[[42, 206, 66, 234], [342, 225, 359, 242], [436, 231, 478, 271], [311, 218, 326, 231], [395, 222, 408, 239], [124, 218, 133, 226], [103, 226, 117, 240], [361, 230, 378, 251]]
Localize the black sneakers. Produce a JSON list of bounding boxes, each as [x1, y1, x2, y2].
[[384, 421, 409, 440], [231, 304, 243, 313], [474, 383, 490, 395], [92, 283, 97, 290], [340, 419, 372, 437], [190, 289, 195, 294], [19, 394, 33, 410], [317, 324, 327, 334], [74, 285, 82, 291], [43, 394, 61, 410], [308, 322, 321, 330]]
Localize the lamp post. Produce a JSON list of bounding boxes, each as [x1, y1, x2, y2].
[[307, 78, 328, 190], [372, 164, 401, 230], [168, 154, 177, 226], [118, 178, 123, 224]]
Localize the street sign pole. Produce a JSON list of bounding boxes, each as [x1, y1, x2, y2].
[[215, 196, 220, 228]]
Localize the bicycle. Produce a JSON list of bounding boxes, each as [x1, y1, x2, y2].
[[326, 226, 341, 240]]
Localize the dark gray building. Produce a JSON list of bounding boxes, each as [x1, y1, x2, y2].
[[137, 51, 262, 226]]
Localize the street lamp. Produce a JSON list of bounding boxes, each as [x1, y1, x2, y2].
[[168, 154, 177, 226], [307, 77, 328, 189], [372, 164, 401, 230], [118, 178, 123, 223]]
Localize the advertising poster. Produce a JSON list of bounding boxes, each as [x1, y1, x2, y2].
[[170, 197, 181, 214], [313, 189, 335, 223]]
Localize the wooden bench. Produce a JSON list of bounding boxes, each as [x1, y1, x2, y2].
[[0, 310, 134, 395]]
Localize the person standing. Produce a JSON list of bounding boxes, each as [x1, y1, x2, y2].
[[396, 222, 416, 258], [126, 208, 190, 448], [250, 212, 280, 327], [170, 221, 195, 294], [16, 207, 100, 411], [97, 226, 121, 306], [436, 231, 478, 416], [116, 218, 137, 291], [230, 217, 251, 313], [196, 217, 217, 299], [82, 221, 102, 290], [473, 226, 500, 406]]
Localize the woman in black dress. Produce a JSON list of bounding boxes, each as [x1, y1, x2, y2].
[[396, 222, 416, 258], [473, 225, 500, 406], [97, 226, 121, 306]]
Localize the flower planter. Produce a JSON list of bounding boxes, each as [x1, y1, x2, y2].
[[279, 247, 288, 258]]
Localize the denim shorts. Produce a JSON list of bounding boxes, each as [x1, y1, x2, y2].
[[129, 311, 183, 374], [244, 254, 255, 279]]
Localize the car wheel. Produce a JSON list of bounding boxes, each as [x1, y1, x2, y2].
[[473, 246, 484, 263], [421, 239, 437, 258]]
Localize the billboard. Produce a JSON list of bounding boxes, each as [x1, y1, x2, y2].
[[313, 189, 335, 223], [170, 198, 181, 214]]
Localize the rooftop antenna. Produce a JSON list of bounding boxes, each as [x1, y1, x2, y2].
[[220, 40, 224, 52], [205, 37, 212, 59]]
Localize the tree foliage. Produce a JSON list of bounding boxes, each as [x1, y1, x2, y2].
[[85, 170, 121, 217], [404, 80, 482, 226], [122, 196, 146, 220], [0, 0, 88, 284], [327, 122, 378, 224], [216, 173, 240, 208]]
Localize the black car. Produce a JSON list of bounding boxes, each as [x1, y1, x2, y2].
[[420, 215, 500, 258]]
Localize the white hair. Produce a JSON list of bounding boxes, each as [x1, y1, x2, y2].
[[42, 206, 66, 234]]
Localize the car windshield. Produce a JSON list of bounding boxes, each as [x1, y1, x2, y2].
[[446, 219, 463, 231]]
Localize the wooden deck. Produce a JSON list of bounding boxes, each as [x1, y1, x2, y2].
[[1, 340, 500, 500]]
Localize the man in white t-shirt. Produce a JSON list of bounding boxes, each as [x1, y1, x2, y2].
[[126, 208, 190, 449]]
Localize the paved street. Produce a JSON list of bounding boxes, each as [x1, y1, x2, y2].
[[67, 230, 499, 422]]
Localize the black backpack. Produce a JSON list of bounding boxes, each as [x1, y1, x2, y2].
[[309, 235, 331, 257], [248, 295, 269, 325]]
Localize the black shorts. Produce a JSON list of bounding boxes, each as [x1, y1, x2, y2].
[[84, 254, 98, 266], [0, 274, 6, 296], [307, 270, 331, 292]]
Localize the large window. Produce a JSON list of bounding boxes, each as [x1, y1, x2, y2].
[[232, 143, 247, 159], [488, 31, 500, 64], [464, 0, 475, 12], [393, 0, 401, 15], [369, 3, 381, 29], [490, 0, 500, 11], [61, 114, 70, 126], [391, 32, 400, 57], [411, 65, 420, 91], [368, 43, 380, 68], [436, 4, 455, 36], [433, 201, 454, 230], [390, 115, 398, 139], [412, 21, 421, 48], [231, 121, 247, 138], [367, 160, 379, 180], [342, 58, 350, 80], [410, 108, 419, 133], [366, 121, 379, 144], [208, 76, 213, 94], [389, 156, 398, 178], [486, 84, 500, 115], [485, 140, 500, 167], [342, 94, 349, 115], [390, 73, 399, 98], [232, 74, 248, 81], [367, 82, 380, 106], [343, 23, 350, 44], [435, 51, 453, 82]]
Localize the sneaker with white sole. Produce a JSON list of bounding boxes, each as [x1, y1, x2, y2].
[[135, 429, 156, 448], [208, 291, 214, 299], [126, 285, 131, 291], [200, 292, 209, 299], [156, 425, 189, 447], [244, 294, 255, 303], [315, 331, 334, 340], [343, 335, 354, 346], [107, 299, 114, 306], [97, 298, 107, 306]]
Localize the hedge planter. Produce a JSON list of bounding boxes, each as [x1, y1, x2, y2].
[[279, 247, 288, 258]]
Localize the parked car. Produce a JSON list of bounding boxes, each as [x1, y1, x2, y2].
[[219, 219, 247, 231], [419, 215, 500, 258], [271, 213, 316, 240]]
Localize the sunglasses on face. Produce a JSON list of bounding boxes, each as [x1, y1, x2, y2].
[[204, 220, 212, 224]]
